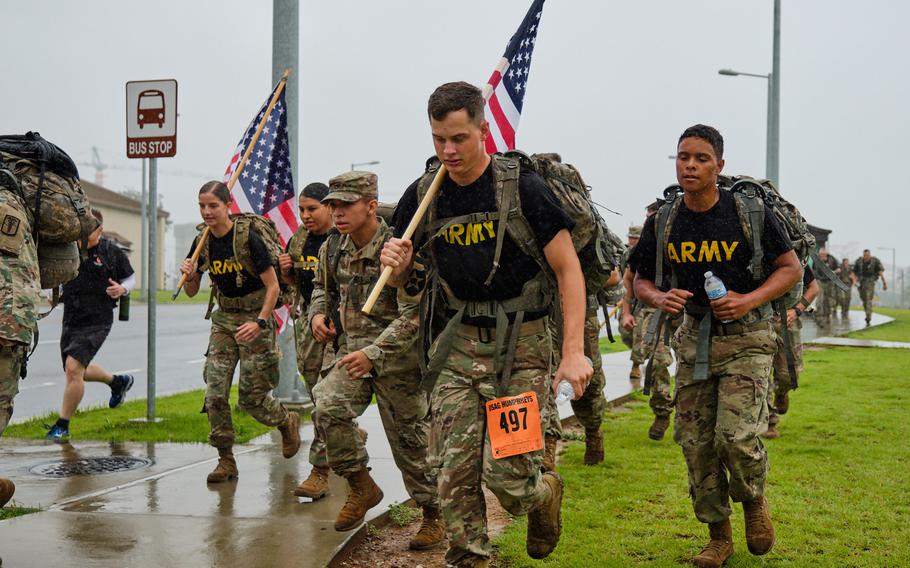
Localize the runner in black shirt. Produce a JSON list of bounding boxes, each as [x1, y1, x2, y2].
[[380, 82, 592, 564], [46, 209, 136, 441], [632, 125, 801, 566], [180, 181, 300, 484]]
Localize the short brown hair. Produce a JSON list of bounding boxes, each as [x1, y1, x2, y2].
[[199, 180, 232, 205], [427, 82, 485, 123]]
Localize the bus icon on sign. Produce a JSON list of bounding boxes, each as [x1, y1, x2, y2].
[[137, 89, 165, 129]]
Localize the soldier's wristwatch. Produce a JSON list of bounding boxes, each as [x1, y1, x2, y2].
[[256, 318, 267, 329]]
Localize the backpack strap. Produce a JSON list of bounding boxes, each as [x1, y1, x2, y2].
[[774, 300, 799, 390], [483, 154, 522, 286], [729, 182, 765, 282], [654, 190, 682, 290]]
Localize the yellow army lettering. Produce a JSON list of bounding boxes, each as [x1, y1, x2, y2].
[[666, 241, 739, 263], [441, 221, 496, 246], [297, 254, 318, 272], [209, 258, 244, 275]]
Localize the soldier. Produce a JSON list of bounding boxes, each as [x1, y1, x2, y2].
[[836, 258, 853, 318], [632, 125, 801, 568], [180, 181, 301, 484], [813, 248, 839, 321], [0, 178, 41, 510], [382, 82, 592, 566], [277, 183, 340, 500], [306, 171, 443, 549], [618, 225, 645, 380], [763, 266, 819, 439], [45, 209, 136, 441], [853, 249, 887, 326]]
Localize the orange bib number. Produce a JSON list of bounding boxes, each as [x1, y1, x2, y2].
[[486, 391, 543, 459]]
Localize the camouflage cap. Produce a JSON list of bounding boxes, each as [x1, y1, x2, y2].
[[323, 171, 378, 203], [628, 225, 643, 238]]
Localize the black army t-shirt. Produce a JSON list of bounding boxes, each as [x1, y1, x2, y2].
[[289, 232, 328, 304], [631, 189, 792, 309], [392, 162, 574, 315], [63, 237, 134, 327], [188, 225, 272, 298]]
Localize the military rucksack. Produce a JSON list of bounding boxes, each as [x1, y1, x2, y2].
[[0, 132, 100, 290]]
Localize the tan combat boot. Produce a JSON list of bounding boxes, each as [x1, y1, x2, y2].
[[294, 465, 330, 499], [542, 434, 558, 472], [583, 428, 604, 465], [526, 471, 564, 559], [0, 478, 15, 508], [278, 412, 301, 459], [648, 415, 670, 441], [774, 392, 789, 415], [409, 505, 446, 550], [743, 496, 775, 555], [629, 363, 641, 381], [692, 518, 734, 568], [334, 467, 384, 531], [761, 419, 780, 439], [358, 427, 369, 444], [207, 448, 238, 483]]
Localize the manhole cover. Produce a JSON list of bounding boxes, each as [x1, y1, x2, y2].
[[30, 456, 153, 478]]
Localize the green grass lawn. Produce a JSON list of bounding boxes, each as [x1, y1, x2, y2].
[[494, 347, 910, 566], [599, 333, 630, 354], [0, 506, 40, 521], [3, 386, 306, 444], [846, 307, 910, 342], [129, 288, 212, 305]]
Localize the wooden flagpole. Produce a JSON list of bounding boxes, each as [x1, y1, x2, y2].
[[361, 165, 447, 314], [172, 69, 291, 300]]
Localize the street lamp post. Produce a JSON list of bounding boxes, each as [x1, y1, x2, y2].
[[351, 160, 380, 171], [718, 0, 781, 184]]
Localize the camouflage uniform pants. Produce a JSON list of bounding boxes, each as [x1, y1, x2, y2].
[[643, 310, 679, 419], [672, 319, 775, 523], [768, 315, 803, 427], [312, 357, 437, 508], [838, 286, 852, 317], [430, 318, 553, 565], [203, 308, 289, 449], [0, 341, 27, 436], [816, 280, 836, 318], [631, 306, 654, 365], [294, 316, 328, 468], [570, 309, 606, 431], [859, 280, 876, 321]]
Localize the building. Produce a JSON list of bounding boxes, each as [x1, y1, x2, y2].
[[81, 180, 169, 289]]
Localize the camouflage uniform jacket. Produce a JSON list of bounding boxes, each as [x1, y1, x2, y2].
[[0, 190, 41, 346], [308, 219, 420, 376]]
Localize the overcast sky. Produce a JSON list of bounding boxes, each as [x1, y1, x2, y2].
[[5, 0, 908, 265]]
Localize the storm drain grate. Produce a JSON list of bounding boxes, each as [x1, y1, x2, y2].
[[30, 456, 153, 477]]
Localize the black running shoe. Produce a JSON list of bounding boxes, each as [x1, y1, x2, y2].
[[109, 374, 135, 408]]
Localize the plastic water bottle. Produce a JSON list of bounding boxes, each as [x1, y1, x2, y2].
[[555, 380, 574, 405], [555, 356, 594, 405], [704, 271, 732, 323]]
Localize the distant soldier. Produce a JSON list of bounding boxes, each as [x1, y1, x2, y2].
[[763, 266, 819, 439], [853, 249, 887, 326], [307, 171, 443, 549], [619, 225, 646, 381], [836, 258, 854, 318], [813, 248, 839, 321], [46, 209, 136, 441]]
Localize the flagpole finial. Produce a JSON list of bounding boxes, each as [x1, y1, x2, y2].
[[281, 68, 291, 81]]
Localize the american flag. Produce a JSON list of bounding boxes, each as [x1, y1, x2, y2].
[[484, 0, 546, 153], [222, 81, 299, 329]]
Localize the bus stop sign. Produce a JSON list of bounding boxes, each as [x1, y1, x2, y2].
[[126, 79, 177, 158]]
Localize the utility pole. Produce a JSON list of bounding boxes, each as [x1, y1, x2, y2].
[[273, 0, 301, 401], [140, 158, 148, 300], [768, 0, 781, 185]]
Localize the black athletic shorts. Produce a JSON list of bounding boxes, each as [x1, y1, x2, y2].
[[60, 323, 112, 368]]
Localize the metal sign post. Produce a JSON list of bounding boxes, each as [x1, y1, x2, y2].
[[140, 158, 148, 301], [126, 78, 177, 422]]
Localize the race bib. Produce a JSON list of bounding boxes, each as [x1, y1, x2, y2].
[[486, 391, 543, 459]]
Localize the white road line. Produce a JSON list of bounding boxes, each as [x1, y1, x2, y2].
[[113, 368, 143, 375], [18, 381, 56, 391], [37, 339, 60, 345], [186, 358, 206, 364]]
